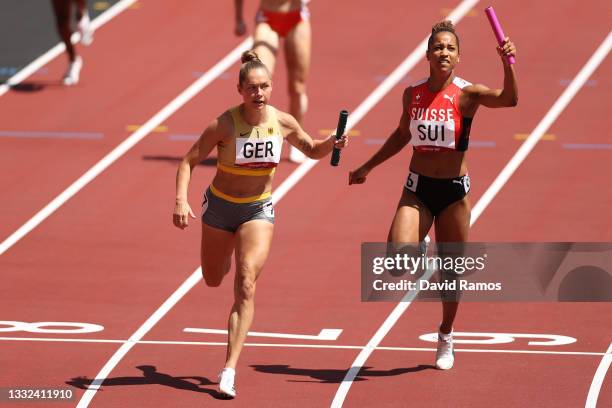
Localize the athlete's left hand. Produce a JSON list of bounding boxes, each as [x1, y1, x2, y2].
[[333, 134, 349, 149], [497, 37, 516, 65]]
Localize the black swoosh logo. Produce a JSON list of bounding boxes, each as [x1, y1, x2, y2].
[[240, 131, 250, 137]]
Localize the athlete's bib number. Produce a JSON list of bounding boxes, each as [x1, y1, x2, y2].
[[236, 138, 281, 166], [263, 202, 274, 218], [410, 120, 455, 149], [406, 172, 418, 193], [462, 175, 470, 193]]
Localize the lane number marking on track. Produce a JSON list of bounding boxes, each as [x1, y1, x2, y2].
[[184, 327, 342, 341], [419, 332, 577, 346], [0, 321, 104, 334]]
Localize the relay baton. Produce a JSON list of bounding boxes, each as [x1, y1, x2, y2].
[[484, 6, 515, 65], [330, 110, 349, 166]]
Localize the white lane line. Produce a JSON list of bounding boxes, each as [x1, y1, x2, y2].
[[1, 336, 608, 357], [331, 29, 612, 408], [585, 342, 612, 408], [471, 30, 612, 219], [75, 269, 202, 407], [331, 268, 435, 407], [184, 328, 343, 341], [0, 0, 137, 97], [330, 0, 481, 405], [0, 37, 253, 256]]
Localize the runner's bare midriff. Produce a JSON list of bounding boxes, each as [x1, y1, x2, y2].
[[410, 150, 467, 178], [212, 170, 274, 198]]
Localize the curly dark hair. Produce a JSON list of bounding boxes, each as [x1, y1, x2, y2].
[[427, 20, 460, 52]]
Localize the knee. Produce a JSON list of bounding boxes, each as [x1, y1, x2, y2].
[[288, 79, 306, 96], [237, 279, 256, 302], [202, 264, 227, 287], [201, 256, 231, 287], [235, 270, 257, 302], [202, 271, 223, 287]]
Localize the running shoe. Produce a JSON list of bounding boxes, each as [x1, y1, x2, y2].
[[435, 330, 454, 370], [77, 13, 94, 46], [63, 56, 82, 86], [218, 367, 236, 398]]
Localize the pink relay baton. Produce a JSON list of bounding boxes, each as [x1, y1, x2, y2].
[[484, 6, 515, 64]]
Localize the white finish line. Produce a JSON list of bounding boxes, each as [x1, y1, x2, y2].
[[0, 336, 607, 357]]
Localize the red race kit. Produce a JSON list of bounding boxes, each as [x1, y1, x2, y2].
[[255, 0, 310, 37], [408, 76, 473, 152]]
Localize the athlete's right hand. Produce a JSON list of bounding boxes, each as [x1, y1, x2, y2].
[[349, 165, 370, 185], [173, 200, 196, 229]]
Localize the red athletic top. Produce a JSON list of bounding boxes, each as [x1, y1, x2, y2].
[[407, 76, 473, 152]]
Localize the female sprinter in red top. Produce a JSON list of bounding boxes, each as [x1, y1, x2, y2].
[[349, 20, 518, 370], [234, 0, 312, 163], [173, 51, 347, 398]]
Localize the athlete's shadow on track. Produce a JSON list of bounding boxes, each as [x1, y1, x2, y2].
[[6, 81, 63, 92], [142, 155, 298, 166], [66, 365, 229, 400], [250, 364, 435, 383], [142, 155, 217, 166]]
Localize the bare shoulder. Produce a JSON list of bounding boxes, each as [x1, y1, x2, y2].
[[402, 86, 413, 107], [275, 108, 300, 133], [202, 110, 233, 142], [217, 110, 234, 134], [275, 108, 297, 125]]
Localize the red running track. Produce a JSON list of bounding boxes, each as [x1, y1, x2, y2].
[[0, 0, 610, 407]]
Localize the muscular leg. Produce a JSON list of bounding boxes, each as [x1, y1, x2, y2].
[[388, 189, 434, 244], [284, 19, 311, 124], [74, 0, 86, 20], [252, 23, 279, 74], [434, 195, 471, 334], [201, 223, 235, 287], [225, 220, 274, 369], [283, 20, 311, 162], [51, 0, 76, 61]]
